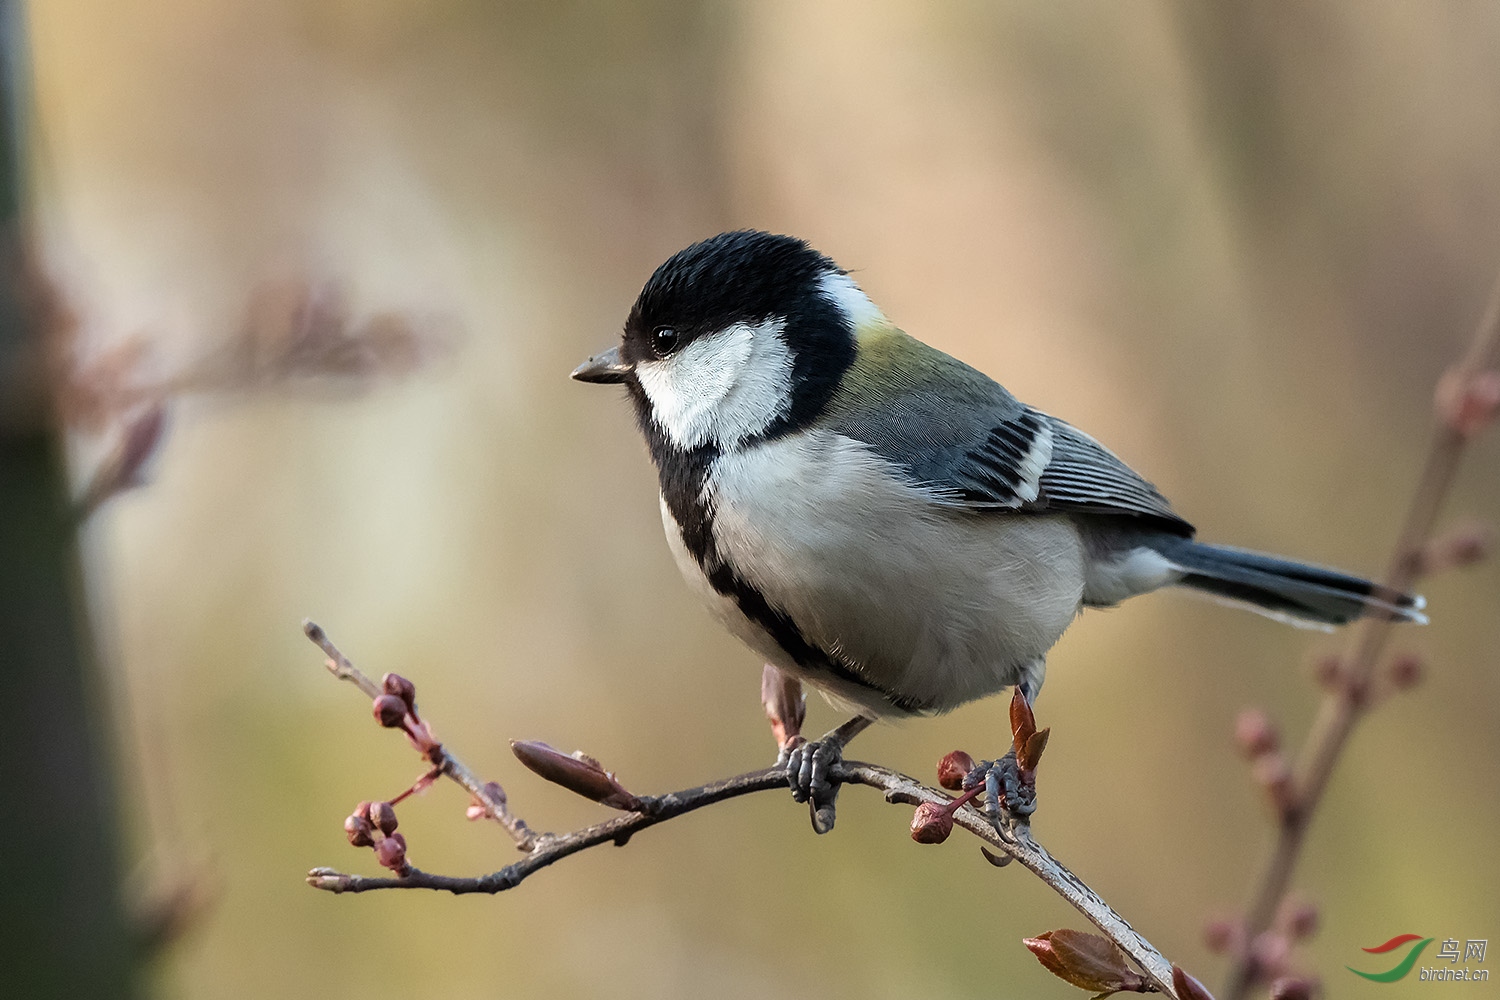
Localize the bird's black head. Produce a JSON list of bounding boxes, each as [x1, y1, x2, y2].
[[574, 230, 871, 452]]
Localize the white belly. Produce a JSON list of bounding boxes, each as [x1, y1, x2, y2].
[[662, 430, 1087, 716]]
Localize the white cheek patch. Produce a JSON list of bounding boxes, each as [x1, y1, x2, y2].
[[818, 270, 885, 333], [635, 318, 794, 449]]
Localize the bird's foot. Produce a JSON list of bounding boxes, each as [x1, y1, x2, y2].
[[963, 748, 1036, 828], [964, 688, 1050, 832], [777, 715, 873, 835]]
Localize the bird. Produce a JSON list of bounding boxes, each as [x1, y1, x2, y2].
[[572, 229, 1424, 830]]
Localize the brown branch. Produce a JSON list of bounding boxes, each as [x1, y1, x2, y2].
[[301, 623, 1181, 998], [1223, 271, 1500, 999]]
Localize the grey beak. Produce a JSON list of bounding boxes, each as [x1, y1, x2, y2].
[[570, 345, 632, 384]]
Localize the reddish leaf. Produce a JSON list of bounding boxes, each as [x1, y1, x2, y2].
[[1021, 727, 1051, 773], [1023, 929, 1149, 995], [1009, 688, 1037, 756]]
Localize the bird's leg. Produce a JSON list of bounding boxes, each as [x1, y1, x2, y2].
[[761, 664, 806, 753], [963, 682, 1049, 830], [782, 713, 873, 835]]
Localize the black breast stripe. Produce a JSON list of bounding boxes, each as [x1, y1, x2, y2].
[[640, 411, 931, 715]]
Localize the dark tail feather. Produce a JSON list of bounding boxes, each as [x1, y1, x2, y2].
[[1153, 539, 1427, 628]]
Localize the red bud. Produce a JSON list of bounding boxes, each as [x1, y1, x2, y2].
[[344, 813, 374, 847], [1313, 655, 1344, 691], [1172, 965, 1218, 1000], [910, 801, 954, 844], [1436, 367, 1500, 438], [371, 801, 398, 835], [937, 750, 976, 791], [1279, 899, 1318, 941], [1234, 708, 1279, 759], [1387, 653, 1424, 691], [1269, 975, 1318, 1000], [1253, 753, 1297, 820], [466, 781, 506, 821], [510, 740, 643, 811], [1204, 918, 1238, 953], [375, 832, 408, 872], [381, 672, 417, 712], [1251, 932, 1292, 981], [372, 694, 407, 728]]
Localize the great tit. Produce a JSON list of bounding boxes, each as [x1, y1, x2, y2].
[[573, 230, 1423, 823]]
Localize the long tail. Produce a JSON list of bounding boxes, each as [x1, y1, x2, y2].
[[1151, 538, 1427, 628]]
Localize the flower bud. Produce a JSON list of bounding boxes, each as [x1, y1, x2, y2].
[[1253, 753, 1298, 820], [910, 801, 954, 844], [1280, 899, 1319, 941], [1388, 653, 1424, 691], [1313, 654, 1343, 691], [1436, 367, 1500, 439], [344, 813, 374, 847], [467, 780, 506, 820], [937, 750, 976, 791], [382, 672, 417, 711], [375, 832, 408, 871], [510, 740, 643, 811], [1269, 975, 1317, 1000], [1251, 931, 1292, 981], [1204, 918, 1237, 953], [1235, 708, 1279, 759], [371, 801, 398, 835], [372, 694, 407, 728]]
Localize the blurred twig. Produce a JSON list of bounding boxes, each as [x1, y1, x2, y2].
[[302, 622, 1184, 998], [1223, 271, 1500, 999]]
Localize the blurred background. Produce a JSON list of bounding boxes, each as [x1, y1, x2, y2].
[[13, 1, 1500, 997]]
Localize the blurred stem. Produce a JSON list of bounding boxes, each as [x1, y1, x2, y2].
[[1224, 270, 1500, 1000], [0, 2, 141, 996]]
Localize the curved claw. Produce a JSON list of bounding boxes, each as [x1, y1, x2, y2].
[[785, 738, 844, 834]]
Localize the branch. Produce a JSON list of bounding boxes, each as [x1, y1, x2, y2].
[[303, 620, 538, 851], [301, 622, 1182, 998], [1222, 272, 1500, 998]]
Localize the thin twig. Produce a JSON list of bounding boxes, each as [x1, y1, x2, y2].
[[303, 620, 538, 851], [303, 623, 1179, 997], [1223, 271, 1500, 999]]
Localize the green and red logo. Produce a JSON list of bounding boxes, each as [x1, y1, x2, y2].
[[1348, 934, 1434, 983]]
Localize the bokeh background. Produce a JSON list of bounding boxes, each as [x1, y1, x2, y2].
[[23, 2, 1500, 997]]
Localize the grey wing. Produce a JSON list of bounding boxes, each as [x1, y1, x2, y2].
[[932, 407, 1190, 532], [819, 341, 1192, 533], [1030, 418, 1192, 533]]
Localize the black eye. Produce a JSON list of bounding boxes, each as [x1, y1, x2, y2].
[[650, 326, 680, 357]]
